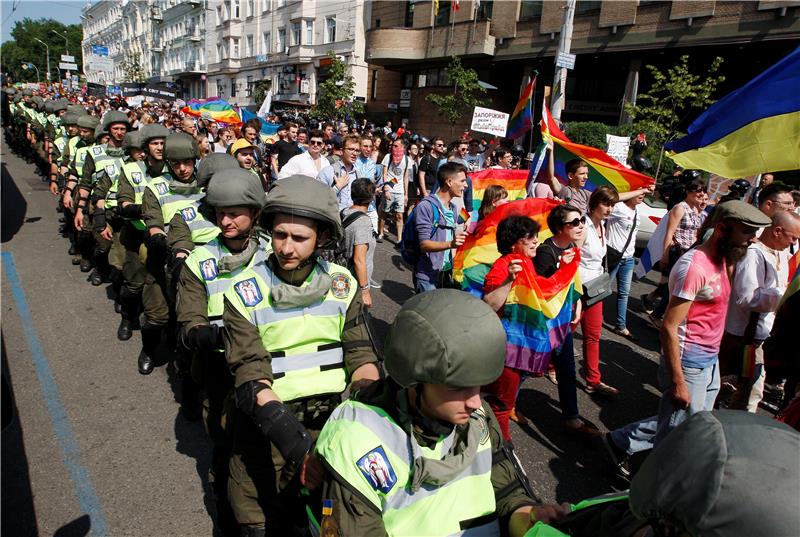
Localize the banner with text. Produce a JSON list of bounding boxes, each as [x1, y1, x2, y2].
[[471, 106, 510, 137]]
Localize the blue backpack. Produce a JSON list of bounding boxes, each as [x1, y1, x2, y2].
[[399, 197, 443, 266]]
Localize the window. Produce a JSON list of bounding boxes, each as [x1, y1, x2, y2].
[[575, 0, 601, 14], [520, 0, 543, 20], [246, 34, 254, 56], [263, 31, 271, 53], [404, 0, 414, 27], [263, 0, 270, 11], [247, 75, 254, 96], [476, 0, 493, 20], [247, 0, 254, 17], [403, 73, 413, 88], [231, 0, 240, 18], [434, 0, 450, 26], [276, 0, 285, 7], [231, 78, 237, 97], [304, 20, 313, 45], [216, 43, 223, 60], [216, 79, 225, 96], [232, 38, 240, 58], [371, 69, 378, 100], [325, 17, 336, 43], [278, 28, 286, 51], [290, 21, 300, 45]]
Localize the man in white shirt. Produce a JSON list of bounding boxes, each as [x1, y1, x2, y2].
[[316, 134, 360, 210], [278, 129, 327, 180], [721, 210, 800, 411]]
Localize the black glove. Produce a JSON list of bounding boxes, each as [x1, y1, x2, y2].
[[147, 233, 168, 258], [118, 203, 142, 219], [241, 393, 312, 470], [92, 210, 107, 233], [187, 324, 222, 351]]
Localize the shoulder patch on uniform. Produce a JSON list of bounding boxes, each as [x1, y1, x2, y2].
[[92, 146, 103, 155], [472, 406, 491, 445], [356, 446, 397, 494], [105, 164, 116, 176], [180, 206, 197, 222], [155, 182, 169, 195], [200, 258, 218, 281], [330, 272, 351, 299], [234, 277, 263, 307], [131, 171, 143, 184]]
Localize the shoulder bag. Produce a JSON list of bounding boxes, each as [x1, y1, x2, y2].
[[605, 210, 637, 273]]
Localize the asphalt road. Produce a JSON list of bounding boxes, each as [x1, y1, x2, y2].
[[2, 137, 667, 537]]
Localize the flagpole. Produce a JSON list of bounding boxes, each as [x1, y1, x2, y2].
[[527, 70, 538, 158]]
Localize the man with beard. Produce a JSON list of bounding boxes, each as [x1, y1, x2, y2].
[[603, 201, 771, 478]]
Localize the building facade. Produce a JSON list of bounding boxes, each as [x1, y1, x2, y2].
[[365, 0, 800, 136], [204, 0, 370, 109]]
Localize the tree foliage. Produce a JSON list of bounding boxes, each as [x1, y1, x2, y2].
[[0, 18, 82, 83], [120, 52, 147, 83], [310, 51, 364, 121], [252, 80, 272, 107], [425, 56, 489, 125], [624, 55, 725, 176]]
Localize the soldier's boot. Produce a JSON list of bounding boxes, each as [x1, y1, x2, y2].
[[77, 231, 94, 272], [176, 351, 201, 421], [117, 289, 140, 341], [89, 250, 110, 286], [110, 269, 123, 314], [138, 324, 162, 375], [239, 526, 266, 537]]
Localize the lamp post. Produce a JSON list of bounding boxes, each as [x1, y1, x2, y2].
[[22, 62, 40, 83], [34, 38, 51, 82], [51, 28, 69, 55]]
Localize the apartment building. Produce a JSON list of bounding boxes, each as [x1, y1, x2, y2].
[[365, 0, 800, 136], [204, 0, 370, 108], [149, 0, 208, 99]]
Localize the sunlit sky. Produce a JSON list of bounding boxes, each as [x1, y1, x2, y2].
[[2, 0, 84, 44]]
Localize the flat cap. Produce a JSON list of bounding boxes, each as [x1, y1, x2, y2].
[[712, 200, 771, 228]]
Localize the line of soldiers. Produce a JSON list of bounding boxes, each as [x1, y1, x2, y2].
[[4, 88, 796, 537]]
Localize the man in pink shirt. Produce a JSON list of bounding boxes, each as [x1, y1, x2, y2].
[[603, 201, 771, 478]]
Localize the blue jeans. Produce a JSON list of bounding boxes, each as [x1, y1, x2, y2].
[[550, 332, 579, 420], [610, 357, 720, 454], [609, 256, 635, 330]]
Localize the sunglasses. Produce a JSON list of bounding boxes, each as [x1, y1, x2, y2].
[[309, 140, 324, 146], [563, 216, 587, 227]]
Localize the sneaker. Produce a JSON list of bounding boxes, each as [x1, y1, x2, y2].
[[376, 234, 384, 243], [509, 407, 529, 427], [585, 382, 620, 397], [647, 312, 662, 330], [640, 293, 656, 314], [369, 278, 382, 289], [546, 369, 558, 385], [602, 433, 631, 479], [563, 418, 603, 438]]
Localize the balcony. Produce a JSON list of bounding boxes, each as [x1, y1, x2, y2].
[[187, 31, 203, 42], [365, 21, 495, 65], [151, 43, 164, 52], [184, 60, 204, 73]]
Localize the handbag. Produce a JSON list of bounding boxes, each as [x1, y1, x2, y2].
[[584, 228, 613, 308], [605, 210, 637, 273]]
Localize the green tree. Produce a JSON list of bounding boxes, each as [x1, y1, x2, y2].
[[624, 55, 725, 177], [311, 51, 364, 121], [0, 18, 82, 83], [425, 56, 489, 125], [252, 80, 272, 107], [119, 52, 147, 83]]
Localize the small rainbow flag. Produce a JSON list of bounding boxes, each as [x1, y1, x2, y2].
[[787, 250, 799, 286], [182, 98, 242, 125], [540, 101, 654, 192], [458, 207, 471, 225], [470, 168, 529, 213], [506, 75, 536, 140], [453, 198, 581, 372]]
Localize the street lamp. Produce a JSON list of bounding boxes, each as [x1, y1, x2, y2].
[[51, 29, 69, 55], [22, 62, 40, 83], [34, 38, 51, 82]]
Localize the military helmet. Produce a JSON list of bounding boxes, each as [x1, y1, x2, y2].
[[262, 175, 343, 246], [62, 111, 81, 126], [164, 132, 199, 161], [681, 169, 703, 183], [729, 179, 752, 197], [31, 96, 45, 108], [66, 104, 85, 115], [95, 122, 109, 139], [384, 289, 506, 388], [205, 167, 266, 210], [138, 123, 170, 146], [43, 100, 55, 114], [51, 99, 68, 113], [196, 153, 238, 189], [13, 95, 22, 103], [121, 131, 142, 152], [77, 115, 100, 130], [102, 110, 131, 132]]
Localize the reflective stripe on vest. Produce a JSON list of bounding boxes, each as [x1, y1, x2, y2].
[[176, 205, 219, 245], [73, 145, 91, 177], [316, 400, 499, 537], [94, 148, 125, 209], [64, 137, 80, 167], [224, 259, 355, 402], [121, 160, 149, 230], [185, 236, 272, 330], [523, 493, 630, 537]]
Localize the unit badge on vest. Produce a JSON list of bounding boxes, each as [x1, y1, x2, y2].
[[200, 258, 218, 281], [180, 207, 197, 222], [472, 407, 491, 445], [131, 171, 143, 184], [92, 146, 103, 156], [234, 278, 262, 307], [357, 446, 396, 494], [105, 164, 116, 176], [330, 273, 351, 299], [156, 182, 169, 195]]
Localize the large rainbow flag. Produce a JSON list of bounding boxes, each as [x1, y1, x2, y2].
[[182, 98, 242, 125], [470, 168, 529, 213], [453, 198, 581, 372], [506, 75, 536, 140], [540, 102, 654, 192]]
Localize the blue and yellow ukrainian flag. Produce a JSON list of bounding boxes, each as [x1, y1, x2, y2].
[[666, 46, 800, 177]]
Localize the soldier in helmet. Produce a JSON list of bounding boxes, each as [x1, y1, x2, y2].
[[221, 175, 380, 535], [315, 289, 570, 536], [66, 114, 101, 272], [176, 164, 271, 535], [115, 124, 170, 345]]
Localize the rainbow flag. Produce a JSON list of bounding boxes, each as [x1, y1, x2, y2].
[[453, 198, 581, 372], [458, 207, 471, 225], [470, 168, 529, 213], [787, 250, 799, 287], [540, 102, 654, 192], [506, 76, 536, 140], [779, 257, 800, 310], [182, 98, 242, 125]]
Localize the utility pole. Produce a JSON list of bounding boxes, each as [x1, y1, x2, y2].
[[550, 0, 575, 122], [35, 38, 51, 82]]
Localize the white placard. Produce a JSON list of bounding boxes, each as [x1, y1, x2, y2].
[[126, 95, 144, 107], [605, 134, 631, 166], [556, 52, 576, 70], [89, 56, 114, 72], [471, 106, 510, 137], [257, 90, 272, 118], [61, 54, 75, 63], [59, 62, 78, 71]]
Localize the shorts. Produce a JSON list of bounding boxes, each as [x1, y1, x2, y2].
[[380, 191, 405, 214]]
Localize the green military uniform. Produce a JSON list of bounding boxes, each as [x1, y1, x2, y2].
[[220, 176, 377, 534], [315, 290, 540, 537]]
